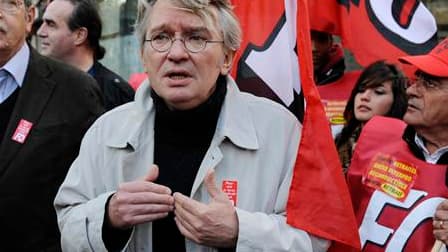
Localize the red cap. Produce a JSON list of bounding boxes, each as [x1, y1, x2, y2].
[[399, 38, 448, 78]]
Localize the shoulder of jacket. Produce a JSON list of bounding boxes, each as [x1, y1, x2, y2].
[[95, 63, 134, 92]]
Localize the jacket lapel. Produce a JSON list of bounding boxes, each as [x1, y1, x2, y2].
[[0, 49, 56, 174]]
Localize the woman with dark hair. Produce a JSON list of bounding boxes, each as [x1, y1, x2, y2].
[[335, 60, 408, 173]]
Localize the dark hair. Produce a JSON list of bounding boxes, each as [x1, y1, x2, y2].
[[65, 0, 105, 60], [336, 60, 408, 148]]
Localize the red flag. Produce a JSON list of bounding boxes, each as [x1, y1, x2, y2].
[[231, 0, 360, 250], [308, 0, 438, 67]]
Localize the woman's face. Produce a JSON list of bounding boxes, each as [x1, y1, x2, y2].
[[354, 81, 394, 123]]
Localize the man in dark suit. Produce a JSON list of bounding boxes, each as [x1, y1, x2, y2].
[[0, 0, 104, 250], [37, 0, 134, 111]]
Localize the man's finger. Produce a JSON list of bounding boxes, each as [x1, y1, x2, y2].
[[142, 164, 159, 182], [204, 169, 231, 203], [118, 180, 172, 195], [174, 198, 198, 226], [174, 216, 198, 243], [204, 169, 219, 197]]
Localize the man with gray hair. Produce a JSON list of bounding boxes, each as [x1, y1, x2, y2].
[[54, 0, 329, 251], [0, 0, 103, 250]]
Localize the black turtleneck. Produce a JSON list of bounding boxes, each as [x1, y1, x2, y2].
[[152, 75, 227, 252]]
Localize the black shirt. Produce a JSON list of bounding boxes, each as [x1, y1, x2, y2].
[[152, 76, 227, 252]]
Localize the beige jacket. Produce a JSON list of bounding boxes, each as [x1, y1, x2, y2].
[[54, 76, 329, 252]]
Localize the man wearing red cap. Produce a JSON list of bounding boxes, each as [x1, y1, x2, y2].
[[344, 38, 448, 251]]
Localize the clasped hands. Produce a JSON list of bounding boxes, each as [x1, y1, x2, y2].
[[107, 165, 238, 248]]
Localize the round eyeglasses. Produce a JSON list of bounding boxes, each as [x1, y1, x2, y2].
[[145, 34, 224, 53], [0, 0, 21, 13]]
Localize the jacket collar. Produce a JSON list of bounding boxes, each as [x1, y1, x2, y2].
[[104, 78, 154, 150], [402, 125, 448, 164], [215, 76, 259, 150], [105, 75, 259, 151]]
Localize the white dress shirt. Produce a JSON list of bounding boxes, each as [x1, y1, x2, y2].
[[0, 43, 30, 104]]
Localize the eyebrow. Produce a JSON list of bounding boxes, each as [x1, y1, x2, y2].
[[149, 25, 211, 36], [42, 18, 57, 26], [415, 70, 440, 80]]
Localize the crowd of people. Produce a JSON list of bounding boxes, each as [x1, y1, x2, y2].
[[1, 0, 448, 251]]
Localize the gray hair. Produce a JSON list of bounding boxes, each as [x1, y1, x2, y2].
[[135, 0, 241, 53]]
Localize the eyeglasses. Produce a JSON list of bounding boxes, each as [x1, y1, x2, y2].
[[0, 0, 21, 13], [407, 71, 443, 91], [145, 33, 224, 53]]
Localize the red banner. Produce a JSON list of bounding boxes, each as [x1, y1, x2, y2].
[[309, 0, 438, 67], [318, 71, 361, 137], [231, 0, 360, 250]]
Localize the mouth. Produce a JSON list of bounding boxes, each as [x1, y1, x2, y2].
[[169, 73, 189, 80], [407, 99, 419, 111], [407, 103, 419, 111], [357, 105, 371, 111], [164, 70, 192, 83]]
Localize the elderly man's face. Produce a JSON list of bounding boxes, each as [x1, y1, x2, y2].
[[141, 0, 233, 110], [404, 74, 448, 132], [0, 0, 34, 66]]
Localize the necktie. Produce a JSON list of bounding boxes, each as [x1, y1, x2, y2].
[[0, 69, 13, 104]]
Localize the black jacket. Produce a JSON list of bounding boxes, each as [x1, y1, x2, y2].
[[92, 62, 134, 111], [0, 48, 104, 251]]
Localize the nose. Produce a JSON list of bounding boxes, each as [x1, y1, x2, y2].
[[406, 81, 420, 98], [36, 23, 46, 38], [359, 90, 371, 101], [167, 38, 189, 61]]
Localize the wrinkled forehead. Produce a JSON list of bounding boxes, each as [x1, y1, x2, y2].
[[147, 1, 221, 36]]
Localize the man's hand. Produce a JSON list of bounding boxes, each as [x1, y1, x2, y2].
[[434, 199, 448, 244], [173, 169, 238, 248], [108, 165, 174, 229]]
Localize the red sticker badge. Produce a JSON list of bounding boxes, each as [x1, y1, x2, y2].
[[222, 180, 238, 206], [363, 153, 418, 202], [11, 119, 33, 144]]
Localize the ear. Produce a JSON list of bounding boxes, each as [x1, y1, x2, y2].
[[220, 50, 235, 75], [25, 5, 36, 34], [74, 27, 88, 46]]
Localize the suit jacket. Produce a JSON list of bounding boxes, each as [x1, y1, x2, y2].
[[92, 61, 134, 111], [0, 48, 104, 251]]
